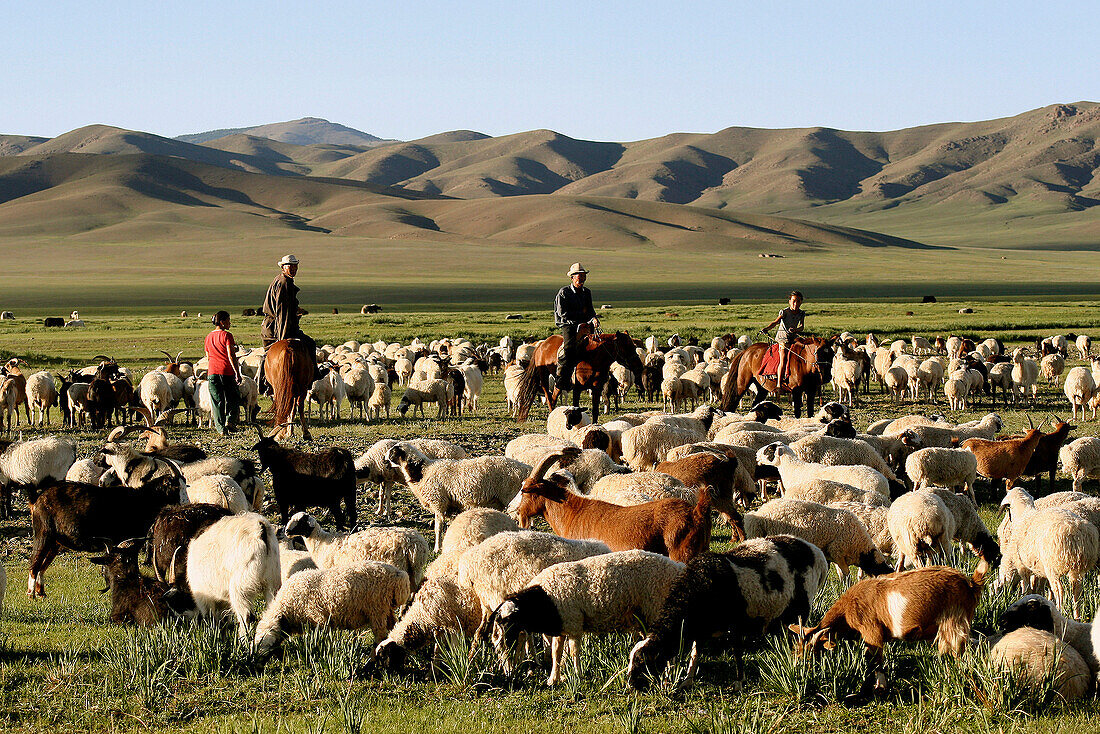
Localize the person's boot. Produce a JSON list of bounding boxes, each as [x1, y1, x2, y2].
[[553, 361, 572, 391], [256, 364, 272, 396]]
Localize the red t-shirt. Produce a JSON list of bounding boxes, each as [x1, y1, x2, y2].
[[204, 329, 237, 376]]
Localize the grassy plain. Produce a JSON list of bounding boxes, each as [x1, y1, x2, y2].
[[2, 303, 1100, 732]]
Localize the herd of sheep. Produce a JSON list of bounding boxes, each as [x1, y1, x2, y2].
[[2, 327, 1100, 705]]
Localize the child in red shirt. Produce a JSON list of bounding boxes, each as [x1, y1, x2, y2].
[[204, 311, 241, 435]]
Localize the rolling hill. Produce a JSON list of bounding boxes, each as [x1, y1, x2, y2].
[[176, 117, 393, 146]]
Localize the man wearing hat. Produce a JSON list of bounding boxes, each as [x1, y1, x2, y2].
[[257, 254, 319, 393], [553, 263, 599, 389]]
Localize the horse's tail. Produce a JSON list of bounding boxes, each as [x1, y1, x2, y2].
[[513, 363, 545, 422], [268, 349, 296, 428], [720, 349, 749, 411]]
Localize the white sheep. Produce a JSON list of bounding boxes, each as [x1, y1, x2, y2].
[[1076, 334, 1092, 360], [485, 550, 684, 685], [306, 367, 346, 421], [831, 353, 861, 407], [903, 413, 1002, 449], [175, 512, 281, 641], [829, 501, 893, 555], [398, 379, 449, 419], [621, 422, 702, 470], [254, 562, 411, 658], [744, 498, 891, 580], [583, 471, 693, 506], [887, 490, 956, 569], [457, 363, 483, 412], [440, 508, 519, 554], [340, 366, 375, 419], [1041, 353, 1066, 383], [510, 446, 628, 493], [1001, 594, 1097, 677], [787, 434, 899, 484], [355, 438, 466, 518], [784, 478, 889, 508], [285, 512, 430, 588], [25, 371, 57, 427], [916, 359, 944, 402], [1060, 437, 1100, 492], [64, 457, 105, 485], [138, 371, 172, 422], [182, 474, 250, 513], [884, 365, 909, 402], [757, 443, 890, 497], [503, 364, 526, 417], [455, 530, 610, 635], [1063, 367, 1097, 421], [385, 444, 531, 551], [277, 534, 317, 583], [1000, 488, 1098, 619], [904, 447, 978, 498], [1012, 351, 1039, 404], [990, 627, 1090, 702], [943, 369, 970, 410], [0, 436, 77, 509]]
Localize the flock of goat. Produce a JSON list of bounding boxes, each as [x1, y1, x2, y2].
[[2, 327, 1100, 705]]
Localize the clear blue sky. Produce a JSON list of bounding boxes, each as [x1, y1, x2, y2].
[[3, 0, 1095, 141]]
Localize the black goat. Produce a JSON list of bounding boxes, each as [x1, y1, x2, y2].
[[27, 469, 183, 597], [148, 503, 232, 589], [251, 430, 357, 529], [89, 538, 172, 626]]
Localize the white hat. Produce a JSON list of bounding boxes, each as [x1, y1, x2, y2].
[[278, 254, 300, 267], [567, 262, 589, 276]]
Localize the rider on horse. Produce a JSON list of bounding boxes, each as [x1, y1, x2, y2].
[[256, 254, 321, 394], [553, 262, 600, 390], [763, 290, 805, 390]]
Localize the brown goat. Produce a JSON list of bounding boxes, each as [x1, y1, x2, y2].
[[1016, 420, 1075, 493], [790, 561, 989, 698], [516, 449, 712, 563], [652, 453, 743, 538], [961, 427, 1042, 490]]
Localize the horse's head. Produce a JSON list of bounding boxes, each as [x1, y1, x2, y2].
[[809, 338, 836, 384], [614, 331, 645, 382]]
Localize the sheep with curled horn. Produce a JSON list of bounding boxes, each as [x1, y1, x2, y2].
[[158, 351, 192, 379], [128, 406, 207, 464]]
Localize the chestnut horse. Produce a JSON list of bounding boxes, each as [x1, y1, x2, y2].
[[514, 330, 643, 422], [720, 338, 836, 418], [263, 339, 315, 440]]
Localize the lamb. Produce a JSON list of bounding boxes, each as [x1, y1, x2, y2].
[[165, 512, 281, 641], [181, 474, 250, 513], [397, 379, 450, 419], [385, 443, 530, 551], [254, 561, 411, 659], [455, 530, 610, 635], [1063, 367, 1097, 420], [744, 499, 892, 580], [904, 447, 978, 499], [887, 490, 957, 569], [440, 508, 519, 554], [627, 536, 828, 689], [990, 628, 1091, 702], [1000, 594, 1097, 676], [757, 443, 891, 498], [355, 438, 467, 518], [88, 538, 171, 626], [789, 563, 990, 697], [252, 432, 357, 530], [1059, 437, 1100, 492], [284, 512, 430, 589], [999, 488, 1098, 619], [481, 550, 685, 684], [515, 449, 711, 563], [0, 435, 77, 519]]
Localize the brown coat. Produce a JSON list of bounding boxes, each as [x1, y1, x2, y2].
[[261, 273, 301, 344]]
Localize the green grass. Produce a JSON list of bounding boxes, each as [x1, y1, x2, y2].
[[2, 302, 1100, 732]]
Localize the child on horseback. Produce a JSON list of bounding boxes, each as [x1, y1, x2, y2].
[[763, 291, 805, 389]]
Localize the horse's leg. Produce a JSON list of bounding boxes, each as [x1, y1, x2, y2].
[[298, 394, 312, 441], [590, 381, 603, 421], [793, 387, 804, 418]]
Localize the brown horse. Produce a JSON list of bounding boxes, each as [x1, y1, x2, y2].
[[263, 339, 315, 440], [514, 330, 643, 422], [720, 338, 836, 418]]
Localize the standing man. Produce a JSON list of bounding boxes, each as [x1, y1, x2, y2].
[[763, 290, 805, 389], [553, 262, 599, 389], [257, 254, 319, 393]]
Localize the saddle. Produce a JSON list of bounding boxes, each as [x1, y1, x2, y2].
[[758, 344, 783, 379]]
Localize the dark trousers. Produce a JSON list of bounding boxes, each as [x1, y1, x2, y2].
[[555, 324, 580, 383], [208, 374, 239, 433]]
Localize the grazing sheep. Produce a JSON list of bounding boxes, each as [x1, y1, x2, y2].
[[1063, 367, 1097, 421], [254, 562, 411, 659], [744, 498, 892, 580], [284, 512, 430, 588], [788, 434, 900, 484], [546, 406, 591, 440], [620, 422, 703, 470], [440, 508, 519, 554], [1012, 352, 1040, 404], [785, 478, 889, 508], [887, 490, 956, 569], [1000, 488, 1098, 619], [830, 501, 893, 555], [355, 438, 467, 518], [398, 379, 450, 419], [904, 447, 978, 498], [1000, 594, 1097, 676], [902, 413, 1002, 449], [582, 470, 694, 506], [367, 381, 392, 421], [385, 443, 530, 551], [928, 489, 1000, 567], [277, 534, 317, 583], [481, 550, 684, 684], [627, 536, 828, 689], [1075, 335, 1092, 360], [990, 627, 1090, 702], [1059, 437, 1100, 492], [757, 443, 891, 498]]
